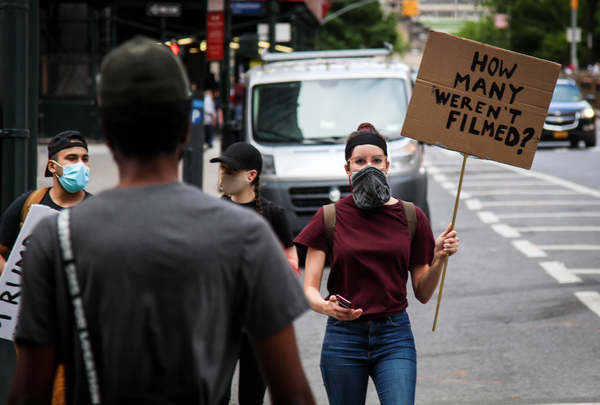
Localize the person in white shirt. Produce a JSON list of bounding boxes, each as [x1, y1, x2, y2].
[[204, 88, 217, 149]]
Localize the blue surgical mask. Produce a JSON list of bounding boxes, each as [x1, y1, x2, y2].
[[52, 161, 90, 193]]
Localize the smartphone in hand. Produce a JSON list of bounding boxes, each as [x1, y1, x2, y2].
[[335, 294, 354, 309]]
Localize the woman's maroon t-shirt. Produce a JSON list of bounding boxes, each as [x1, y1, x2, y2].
[[294, 195, 435, 318]]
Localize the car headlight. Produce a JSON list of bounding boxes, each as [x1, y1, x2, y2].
[[389, 140, 421, 173], [582, 107, 595, 119], [262, 153, 276, 175]]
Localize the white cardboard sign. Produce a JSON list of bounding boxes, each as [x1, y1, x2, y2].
[[0, 204, 57, 341]]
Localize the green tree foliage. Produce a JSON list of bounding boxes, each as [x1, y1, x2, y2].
[[456, 0, 599, 65], [318, 0, 401, 52], [459, 16, 509, 50]]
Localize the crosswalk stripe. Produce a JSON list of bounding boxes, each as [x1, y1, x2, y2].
[[495, 212, 600, 219], [426, 166, 506, 174], [477, 211, 499, 224], [459, 180, 551, 187], [492, 224, 521, 238], [539, 261, 582, 284], [467, 199, 600, 208], [463, 189, 578, 196], [515, 226, 600, 232], [538, 245, 600, 251], [571, 269, 600, 275], [534, 402, 600, 405], [502, 164, 600, 199], [512, 240, 547, 258], [574, 291, 600, 318]]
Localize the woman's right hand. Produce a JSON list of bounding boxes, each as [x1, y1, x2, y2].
[[325, 295, 363, 321]]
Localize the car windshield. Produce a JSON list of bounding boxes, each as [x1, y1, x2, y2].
[[252, 78, 408, 143], [551, 83, 583, 102]]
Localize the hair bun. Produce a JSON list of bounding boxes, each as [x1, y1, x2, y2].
[[357, 122, 375, 132]]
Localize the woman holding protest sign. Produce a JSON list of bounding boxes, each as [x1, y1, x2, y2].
[[294, 123, 460, 405]]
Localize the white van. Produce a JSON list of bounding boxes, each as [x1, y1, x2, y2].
[[244, 49, 429, 234]]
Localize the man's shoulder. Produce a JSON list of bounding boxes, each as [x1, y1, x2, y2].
[[14, 190, 35, 207], [2, 190, 35, 217]]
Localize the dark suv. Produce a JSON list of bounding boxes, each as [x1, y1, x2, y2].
[[542, 78, 596, 148]]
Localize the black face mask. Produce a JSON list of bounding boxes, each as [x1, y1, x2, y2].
[[351, 166, 391, 210]]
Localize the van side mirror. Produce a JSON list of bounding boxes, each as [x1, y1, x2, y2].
[[585, 93, 596, 102]]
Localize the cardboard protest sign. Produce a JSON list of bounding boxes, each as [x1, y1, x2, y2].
[[402, 31, 561, 169], [0, 204, 57, 341]]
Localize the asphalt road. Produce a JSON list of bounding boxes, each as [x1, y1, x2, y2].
[[1, 137, 598, 404], [405, 143, 600, 405]]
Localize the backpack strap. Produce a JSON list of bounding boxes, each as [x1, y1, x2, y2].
[[19, 187, 51, 228], [323, 203, 336, 247], [401, 200, 417, 242]]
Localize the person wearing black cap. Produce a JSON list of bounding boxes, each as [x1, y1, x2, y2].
[[0, 130, 91, 275], [8, 36, 314, 405], [211, 142, 299, 405], [295, 123, 460, 405]]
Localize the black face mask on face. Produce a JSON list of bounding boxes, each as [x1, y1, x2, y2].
[[350, 166, 391, 210]]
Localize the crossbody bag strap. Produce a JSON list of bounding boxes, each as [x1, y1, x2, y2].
[[57, 210, 102, 405]]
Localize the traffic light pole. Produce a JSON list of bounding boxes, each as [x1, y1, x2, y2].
[[28, 0, 39, 190], [221, 0, 237, 152], [268, 0, 276, 49], [0, 0, 30, 213], [571, 2, 578, 70]]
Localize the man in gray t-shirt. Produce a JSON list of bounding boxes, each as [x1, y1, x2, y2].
[[8, 36, 314, 405]]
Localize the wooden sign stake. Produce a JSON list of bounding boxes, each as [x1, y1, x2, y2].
[[432, 153, 468, 332]]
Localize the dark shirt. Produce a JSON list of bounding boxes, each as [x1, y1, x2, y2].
[[224, 196, 294, 248], [15, 183, 308, 404], [294, 195, 435, 318], [0, 189, 92, 252]]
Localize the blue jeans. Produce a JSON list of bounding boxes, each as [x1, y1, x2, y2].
[[320, 311, 417, 405]]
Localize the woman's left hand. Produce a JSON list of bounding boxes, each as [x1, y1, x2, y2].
[[434, 223, 460, 260]]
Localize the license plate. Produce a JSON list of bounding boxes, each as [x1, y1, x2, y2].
[[553, 131, 568, 139]]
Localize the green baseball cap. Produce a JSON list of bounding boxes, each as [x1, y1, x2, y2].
[[98, 36, 191, 107]]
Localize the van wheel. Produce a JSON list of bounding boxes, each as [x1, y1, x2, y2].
[[570, 139, 579, 148], [585, 135, 596, 148]]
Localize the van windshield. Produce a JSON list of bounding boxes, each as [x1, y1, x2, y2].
[[252, 78, 408, 143]]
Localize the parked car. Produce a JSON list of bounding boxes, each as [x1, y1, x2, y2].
[[542, 78, 596, 148], [243, 48, 429, 235]]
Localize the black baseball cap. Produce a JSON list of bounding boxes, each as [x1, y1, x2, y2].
[[210, 142, 263, 174], [98, 36, 190, 107], [45, 130, 88, 177]]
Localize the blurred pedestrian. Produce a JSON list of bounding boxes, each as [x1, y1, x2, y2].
[[8, 36, 314, 405], [233, 74, 246, 125], [294, 123, 460, 405], [0, 130, 92, 405], [211, 142, 299, 274], [211, 141, 299, 405], [0, 130, 92, 275], [213, 86, 224, 130], [564, 63, 575, 75], [204, 87, 217, 149]]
